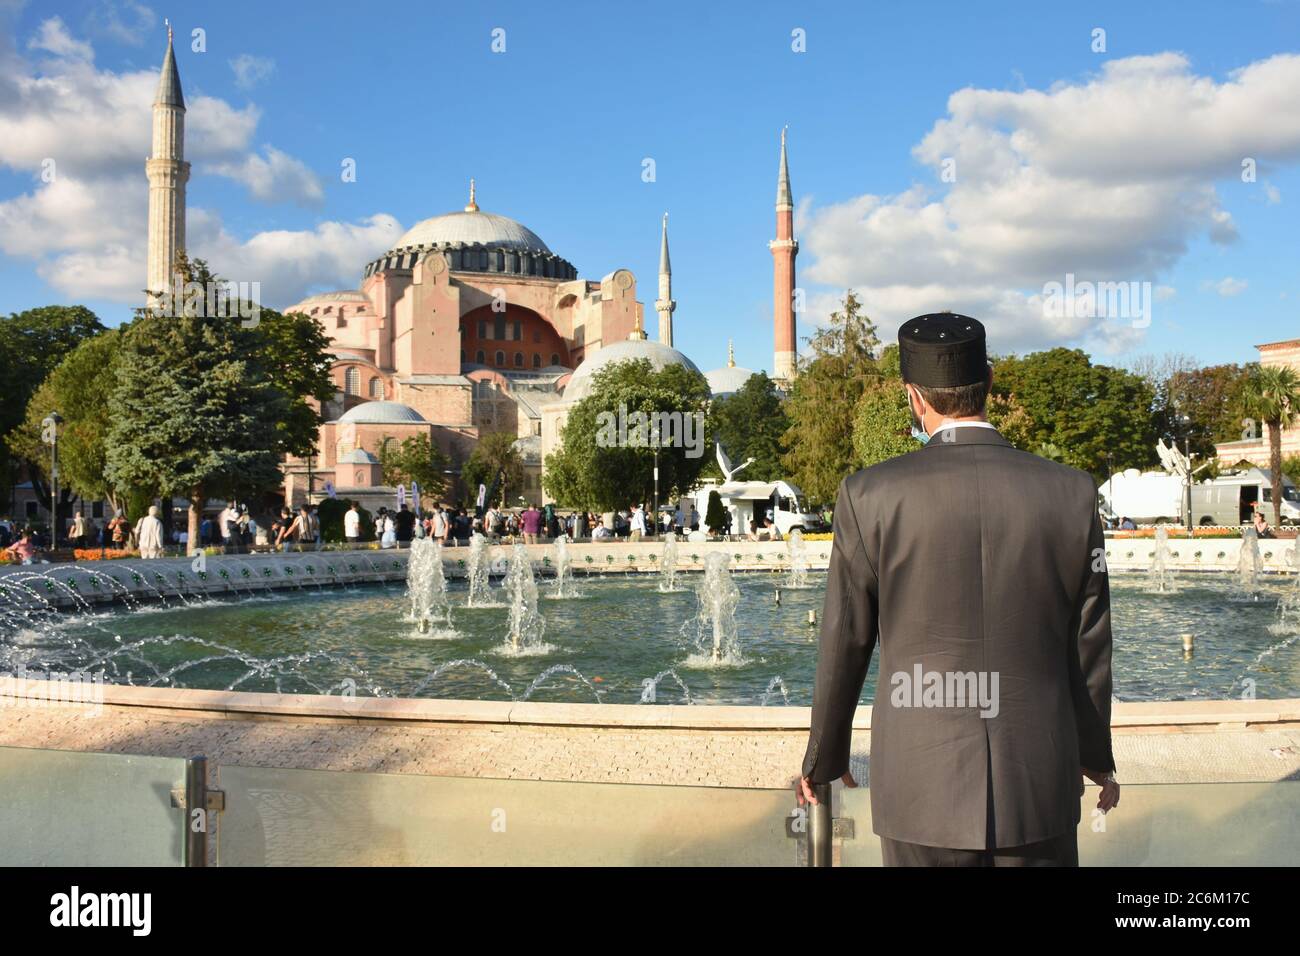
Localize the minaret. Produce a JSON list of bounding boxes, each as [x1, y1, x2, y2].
[[769, 127, 798, 384], [145, 22, 189, 304], [655, 213, 676, 347]]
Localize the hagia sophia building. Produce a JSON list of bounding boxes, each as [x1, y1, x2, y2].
[[144, 30, 799, 510]]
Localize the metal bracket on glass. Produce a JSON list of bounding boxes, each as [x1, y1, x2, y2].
[[170, 788, 226, 811]]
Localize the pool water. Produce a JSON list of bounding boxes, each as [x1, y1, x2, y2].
[[6, 571, 1298, 705]]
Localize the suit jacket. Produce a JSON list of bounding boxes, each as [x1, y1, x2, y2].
[[802, 425, 1115, 850]]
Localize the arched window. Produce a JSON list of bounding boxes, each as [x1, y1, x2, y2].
[[550, 353, 561, 367], [475, 349, 485, 364], [514, 352, 524, 367], [495, 350, 505, 367], [532, 353, 542, 368], [369, 377, 383, 399], [344, 367, 360, 395]]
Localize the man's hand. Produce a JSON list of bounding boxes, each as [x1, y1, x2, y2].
[[1082, 767, 1120, 812], [795, 771, 858, 806]]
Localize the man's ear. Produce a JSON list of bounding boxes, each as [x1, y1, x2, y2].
[[905, 383, 925, 419]]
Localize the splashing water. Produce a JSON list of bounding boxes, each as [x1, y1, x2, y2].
[[550, 536, 582, 599], [499, 543, 551, 656], [407, 538, 453, 635], [786, 529, 811, 589], [683, 551, 743, 666], [465, 533, 495, 607], [1146, 526, 1177, 594], [658, 532, 681, 592], [1234, 527, 1263, 601]]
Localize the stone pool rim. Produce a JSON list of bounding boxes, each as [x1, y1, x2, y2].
[[3, 678, 1297, 732]]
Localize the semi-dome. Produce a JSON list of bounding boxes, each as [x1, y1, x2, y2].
[[336, 401, 427, 424], [562, 337, 703, 404], [392, 209, 551, 255]]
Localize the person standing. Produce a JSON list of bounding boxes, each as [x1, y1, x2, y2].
[[521, 504, 542, 545], [344, 502, 362, 546], [69, 510, 87, 549], [108, 510, 129, 550], [136, 506, 165, 559], [629, 503, 647, 542], [798, 313, 1118, 867]]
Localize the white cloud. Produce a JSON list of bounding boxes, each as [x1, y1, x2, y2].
[[1203, 276, 1248, 296], [206, 146, 324, 207], [800, 52, 1300, 354], [229, 53, 274, 91], [85, 0, 156, 46], [28, 17, 93, 61], [0, 17, 387, 307]]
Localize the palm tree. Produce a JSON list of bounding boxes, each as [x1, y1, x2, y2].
[[1242, 365, 1300, 526]]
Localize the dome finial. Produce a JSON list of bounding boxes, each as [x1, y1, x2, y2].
[[465, 178, 479, 212], [728, 339, 736, 367]]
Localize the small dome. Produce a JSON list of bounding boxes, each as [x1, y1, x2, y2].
[[391, 209, 550, 255], [338, 448, 380, 464], [336, 401, 427, 424], [706, 365, 757, 398], [563, 338, 702, 404]]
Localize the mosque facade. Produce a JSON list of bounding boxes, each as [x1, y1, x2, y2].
[[143, 32, 798, 510]]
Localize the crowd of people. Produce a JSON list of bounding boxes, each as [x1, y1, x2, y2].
[[0, 495, 817, 565]]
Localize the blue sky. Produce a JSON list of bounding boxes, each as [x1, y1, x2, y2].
[[1, 0, 1297, 376]]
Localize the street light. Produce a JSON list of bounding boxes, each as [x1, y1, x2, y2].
[[41, 412, 63, 550], [1176, 414, 1193, 538]]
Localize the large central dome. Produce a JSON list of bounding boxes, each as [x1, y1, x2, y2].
[[391, 210, 550, 254]]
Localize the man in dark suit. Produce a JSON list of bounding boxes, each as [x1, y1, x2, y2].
[[798, 313, 1119, 866]]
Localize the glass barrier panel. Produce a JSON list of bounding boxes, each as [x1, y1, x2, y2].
[[838, 782, 1300, 866], [218, 764, 800, 866], [0, 745, 185, 866]]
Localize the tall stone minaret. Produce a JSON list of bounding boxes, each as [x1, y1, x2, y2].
[[769, 127, 798, 384], [655, 213, 676, 347], [146, 22, 189, 303]]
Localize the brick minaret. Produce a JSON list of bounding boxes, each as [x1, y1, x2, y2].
[[655, 213, 675, 346], [769, 127, 798, 384], [146, 22, 189, 303]]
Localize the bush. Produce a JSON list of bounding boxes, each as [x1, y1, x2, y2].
[[705, 490, 727, 534], [317, 498, 374, 542]]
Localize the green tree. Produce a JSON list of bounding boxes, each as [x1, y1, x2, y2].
[[1163, 363, 1253, 457], [253, 308, 337, 457], [463, 431, 525, 509], [710, 371, 790, 481], [852, 379, 914, 467], [781, 290, 881, 502], [1242, 365, 1300, 526], [0, 305, 106, 507], [105, 255, 291, 546], [8, 330, 125, 514], [993, 348, 1157, 478], [377, 434, 449, 505], [543, 359, 712, 511]]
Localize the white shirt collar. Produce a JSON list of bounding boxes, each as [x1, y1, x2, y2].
[[931, 420, 996, 436]]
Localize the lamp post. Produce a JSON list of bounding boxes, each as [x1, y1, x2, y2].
[[651, 421, 661, 541], [1179, 414, 1193, 538], [41, 412, 63, 551]]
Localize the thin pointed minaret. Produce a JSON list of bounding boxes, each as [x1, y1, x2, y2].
[[655, 213, 676, 347], [146, 21, 189, 304], [769, 126, 798, 384]]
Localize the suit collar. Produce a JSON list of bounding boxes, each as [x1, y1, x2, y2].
[[922, 424, 1013, 449]]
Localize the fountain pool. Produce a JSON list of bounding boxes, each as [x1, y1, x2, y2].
[[4, 568, 1299, 705]]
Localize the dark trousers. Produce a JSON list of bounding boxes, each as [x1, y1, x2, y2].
[[880, 829, 1078, 867]]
